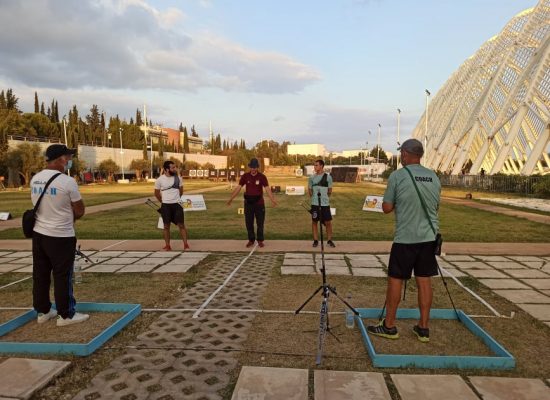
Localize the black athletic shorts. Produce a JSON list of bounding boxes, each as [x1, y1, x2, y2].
[[388, 241, 439, 279], [310, 205, 332, 222], [160, 203, 184, 226]]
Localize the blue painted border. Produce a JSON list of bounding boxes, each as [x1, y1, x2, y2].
[[0, 302, 141, 356], [356, 308, 515, 369]]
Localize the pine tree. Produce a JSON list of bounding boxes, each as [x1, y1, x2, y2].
[[136, 109, 142, 127], [54, 101, 59, 122], [40, 102, 45, 115], [0, 91, 6, 110], [5, 89, 18, 110], [34, 92, 39, 113]]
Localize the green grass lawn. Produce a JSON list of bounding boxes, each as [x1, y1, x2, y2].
[[0, 180, 223, 218], [1, 178, 548, 241]]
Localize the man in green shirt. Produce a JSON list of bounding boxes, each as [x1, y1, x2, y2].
[[367, 139, 441, 343], [308, 159, 335, 247]]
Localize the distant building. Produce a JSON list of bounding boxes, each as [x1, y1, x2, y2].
[[287, 144, 327, 157], [139, 125, 204, 153]]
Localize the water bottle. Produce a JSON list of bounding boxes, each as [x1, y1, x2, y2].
[[345, 293, 354, 329], [74, 264, 83, 284]]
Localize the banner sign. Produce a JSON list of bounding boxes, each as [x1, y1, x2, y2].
[[180, 195, 207, 211], [363, 195, 383, 212], [0, 212, 11, 221], [285, 186, 305, 195]]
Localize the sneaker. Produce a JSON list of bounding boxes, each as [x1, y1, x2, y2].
[[312, 240, 319, 248], [162, 245, 172, 251], [246, 241, 255, 248], [57, 312, 90, 327], [258, 241, 265, 248], [367, 318, 399, 339], [37, 308, 57, 324], [413, 325, 430, 343], [327, 240, 336, 248]]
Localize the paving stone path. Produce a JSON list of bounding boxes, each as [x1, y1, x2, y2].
[[73, 252, 280, 400]]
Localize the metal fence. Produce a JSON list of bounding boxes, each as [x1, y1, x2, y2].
[[439, 175, 548, 196]]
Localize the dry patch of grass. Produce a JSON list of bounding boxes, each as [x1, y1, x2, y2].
[[0, 312, 123, 343], [238, 270, 550, 379]]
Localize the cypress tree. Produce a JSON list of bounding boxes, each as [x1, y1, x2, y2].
[[40, 102, 45, 115], [34, 92, 39, 113]]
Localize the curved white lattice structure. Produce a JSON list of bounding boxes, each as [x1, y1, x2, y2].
[[412, 1, 550, 175]]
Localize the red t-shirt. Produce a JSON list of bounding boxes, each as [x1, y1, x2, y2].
[[239, 172, 269, 205]]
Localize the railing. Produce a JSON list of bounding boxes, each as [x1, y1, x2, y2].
[[439, 175, 548, 196]]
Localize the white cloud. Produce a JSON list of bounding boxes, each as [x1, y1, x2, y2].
[[0, 0, 320, 94]]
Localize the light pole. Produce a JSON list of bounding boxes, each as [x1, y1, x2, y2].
[[119, 127, 125, 180], [425, 89, 431, 163], [63, 117, 69, 175], [397, 108, 401, 168], [376, 124, 381, 178]]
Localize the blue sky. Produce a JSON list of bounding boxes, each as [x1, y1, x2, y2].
[[0, 0, 536, 153]]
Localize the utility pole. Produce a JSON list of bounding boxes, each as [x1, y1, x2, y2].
[[119, 127, 125, 180]]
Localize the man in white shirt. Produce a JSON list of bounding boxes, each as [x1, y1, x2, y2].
[[31, 144, 89, 326], [154, 161, 189, 251]]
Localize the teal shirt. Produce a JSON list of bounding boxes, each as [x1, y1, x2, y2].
[[308, 173, 333, 206], [383, 164, 441, 244]]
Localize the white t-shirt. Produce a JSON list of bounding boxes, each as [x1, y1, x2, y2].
[[154, 174, 183, 204], [31, 169, 82, 237]]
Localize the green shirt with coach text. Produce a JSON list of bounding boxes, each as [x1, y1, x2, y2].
[[383, 164, 441, 244], [308, 173, 333, 206]]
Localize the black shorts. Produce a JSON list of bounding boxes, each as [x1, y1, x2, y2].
[[310, 206, 332, 222], [160, 203, 184, 226], [388, 241, 439, 279]]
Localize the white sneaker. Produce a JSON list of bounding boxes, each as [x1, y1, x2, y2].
[[37, 309, 57, 323], [56, 312, 90, 327]]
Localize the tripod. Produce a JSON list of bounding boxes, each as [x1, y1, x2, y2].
[[295, 191, 359, 365]]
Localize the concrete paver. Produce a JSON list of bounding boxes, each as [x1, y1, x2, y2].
[[231, 366, 308, 400], [122, 251, 152, 258], [477, 255, 511, 262], [352, 268, 386, 277], [494, 289, 550, 304], [315, 253, 345, 260], [522, 261, 546, 269], [13, 265, 33, 273], [283, 258, 315, 266], [100, 257, 137, 265], [466, 269, 508, 278], [521, 279, 550, 290], [0, 264, 24, 273], [443, 255, 476, 261], [284, 253, 314, 259], [153, 263, 195, 273], [488, 261, 527, 269], [508, 256, 545, 262], [84, 264, 125, 273], [505, 269, 549, 278], [0, 358, 70, 400], [516, 304, 550, 321], [469, 376, 550, 400], [314, 370, 391, 400], [479, 279, 530, 289], [347, 254, 379, 261], [391, 374, 479, 400], [440, 268, 467, 278], [322, 266, 351, 275], [319, 259, 348, 268], [348, 260, 384, 268], [116, 264, 158, 273], [453, 261, 494, 270]]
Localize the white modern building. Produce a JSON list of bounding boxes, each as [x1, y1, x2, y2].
[[287, 144, 327, 156], [412, 1, 550, 175]]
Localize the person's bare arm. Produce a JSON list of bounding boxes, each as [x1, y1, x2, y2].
[[154, 189, 162, 203], [382, 201, 394, 214], [227, 185, 242, 205], [72, 200, 85, 220], [264, 186, 277, 207]]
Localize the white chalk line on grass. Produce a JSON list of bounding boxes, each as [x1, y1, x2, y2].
[[0, 240, 129, 291], [439, 265, 501, 317], [192, 243, 258, 319]]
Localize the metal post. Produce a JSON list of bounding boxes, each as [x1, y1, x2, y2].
[[377, 124, 381, 178], [119, 127, 125, 180], [397, 108, 401, 168]]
